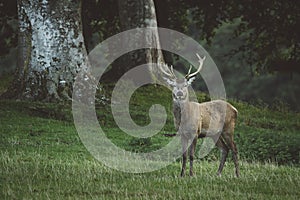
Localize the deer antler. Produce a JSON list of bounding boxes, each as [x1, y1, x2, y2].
[[185, 53, 206, 80], [160, 63, 177, 79]]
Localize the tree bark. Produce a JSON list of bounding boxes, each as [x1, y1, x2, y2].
[[103, 0, 164, 83], [5, 0, 89, 101]]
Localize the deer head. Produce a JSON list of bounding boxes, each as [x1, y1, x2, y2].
[[160, 54, 206, 103]]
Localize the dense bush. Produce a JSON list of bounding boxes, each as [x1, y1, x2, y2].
[[236, 130, 300, 165]]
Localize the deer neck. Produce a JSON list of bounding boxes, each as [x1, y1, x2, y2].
[[173, 99, 190, 123]]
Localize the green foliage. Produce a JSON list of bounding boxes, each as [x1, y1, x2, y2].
[[82, 0, 120, 51], [237, 130, 300, 164], [2, 0, 299, 73], [231, 101, 300, 165], [199, 18, 300, 111], [1, 84, 300, 199], [234, 1, 300, 72], [155, 0, 300, 73]]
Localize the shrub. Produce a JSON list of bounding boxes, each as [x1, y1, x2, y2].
[[236, 130, 300, 165]]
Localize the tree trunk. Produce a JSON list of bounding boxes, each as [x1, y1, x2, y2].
[[6, 0, 89, 101], [103, 0, 164, 82]]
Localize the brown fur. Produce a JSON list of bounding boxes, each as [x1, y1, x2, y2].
[[174, 99, 240, 177], [160, 54, 239, 177]]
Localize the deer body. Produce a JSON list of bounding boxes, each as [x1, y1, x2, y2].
[[174, 99, 239, 177], [160, 54, 239, 177]]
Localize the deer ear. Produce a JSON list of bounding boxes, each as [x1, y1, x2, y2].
[[187, 77, 195, 85], [163, 77, 176, 87]]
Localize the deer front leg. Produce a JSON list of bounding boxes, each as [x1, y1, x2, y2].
[[189, 137, 197, 176], [180, 136, 188, 177]]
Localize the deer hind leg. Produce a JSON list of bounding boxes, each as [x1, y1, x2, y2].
[[215, 138, 229, 176], [222, 132, 240, 177], [189, 137, 198, 176], [180, 136, 188, 177], [231, 141, 240, 177]]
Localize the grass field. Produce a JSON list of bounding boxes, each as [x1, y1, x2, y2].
[[0, 84, 300, 199]]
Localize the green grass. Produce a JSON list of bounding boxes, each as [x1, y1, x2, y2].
[[1, 152, 299, 199], [0, 84, 300, 199]]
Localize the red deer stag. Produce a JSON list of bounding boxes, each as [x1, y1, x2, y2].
[[160, 54, 239, 177]]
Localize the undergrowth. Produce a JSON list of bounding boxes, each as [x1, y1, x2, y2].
[[0, 83, 299, 199]]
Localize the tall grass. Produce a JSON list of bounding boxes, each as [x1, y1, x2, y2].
[[0, 84, 299, 199], [1, 150, 299, 199]]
